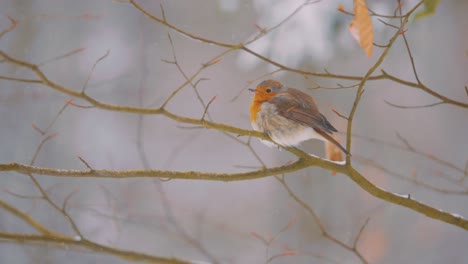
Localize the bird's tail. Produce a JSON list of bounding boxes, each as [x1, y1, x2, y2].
[[314, 129, 351, 156]]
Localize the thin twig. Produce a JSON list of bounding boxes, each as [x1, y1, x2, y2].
[[346, 1, 425, 158], [201, 96, 217, 121], [275, 176, 368, 264], [355, 155, 468, 195], [78, 156, 93, 170], [246, 0, 321, 44], [395, 132, 415, 152], [230, 69, 282, 102], [38, 48, 86, 66], [81, 49, 110, 93], [0, 16, 18, 39], [398, 1, 421, 85], [0, 231, 190, 264], [384, 100, 445, 109]]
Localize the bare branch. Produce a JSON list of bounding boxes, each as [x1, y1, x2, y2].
[[201, 95, 216, 121], [246, 0, 321, 44], [0, 200, 66, 238], [351, 132, 466, 181], [125, 0, 468, 109], [332, 109, 349, 121], [384, 100, 445, 109], [0, 231, 190, 264], [275, 176, 368, 264], [0, 75, 41, 83], [355, 155, 468, 195], [41, 102, 71, 134], [395, 132, 415, 152], [38, 48, 86, 66], [398, 1, 421, 85], [0, 53, 466, 230], [81, 49, 110, 93], [346, 1, 425, 158], [353, 218, 370, 250], [308, 82, 360, 90], [78, 156, 94, 171], [0, 16, 18, 39], [381, 70, 468, 108], [230, 69, 282, 102]]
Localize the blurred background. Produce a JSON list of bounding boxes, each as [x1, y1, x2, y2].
[[0, 0, 467, 263]]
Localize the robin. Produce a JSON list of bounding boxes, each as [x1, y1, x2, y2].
[[249, 79, 350, 156]]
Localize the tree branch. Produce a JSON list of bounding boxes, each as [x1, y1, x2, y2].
[[1, 160, 467, 230], [0, 232, 189, 264]]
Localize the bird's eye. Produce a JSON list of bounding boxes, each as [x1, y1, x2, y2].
[[266, 88, 272, 93]]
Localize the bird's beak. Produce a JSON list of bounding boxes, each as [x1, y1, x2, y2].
[[248, 88, 256, 92]]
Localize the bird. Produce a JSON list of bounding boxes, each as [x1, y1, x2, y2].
[[249, 79, 350, 156]]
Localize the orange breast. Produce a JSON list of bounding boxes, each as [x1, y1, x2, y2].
[[250, 100, 263, 123]]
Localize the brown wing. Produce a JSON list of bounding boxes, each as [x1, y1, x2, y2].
[[270, 88, 337, 134], [270, 88, 350, 155]]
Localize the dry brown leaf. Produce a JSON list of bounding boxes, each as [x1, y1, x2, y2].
[[325, 134, 344, 175], [358, 229, 388, 263], [349, 0, 374, 57], [337, 4, 346, 13]]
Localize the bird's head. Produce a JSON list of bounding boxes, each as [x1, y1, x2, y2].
[[249, 80, 284, 102]]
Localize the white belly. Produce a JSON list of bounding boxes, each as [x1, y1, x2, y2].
[[251, 103, 325, 147]]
